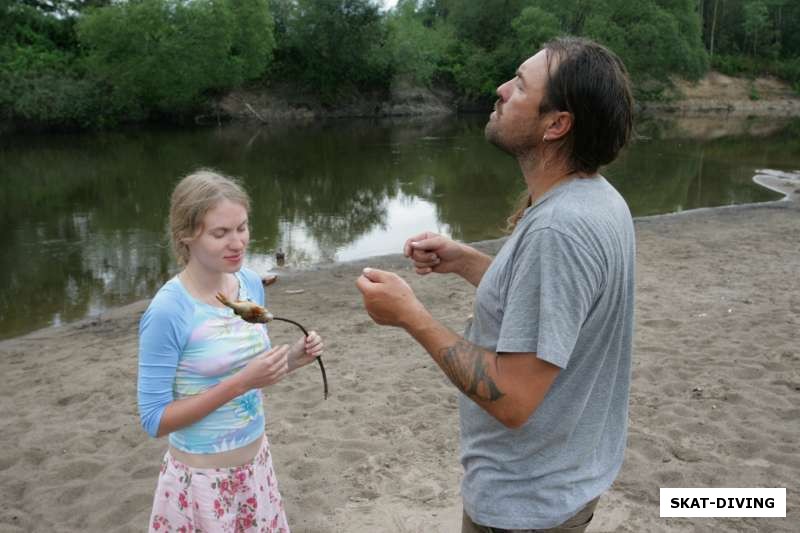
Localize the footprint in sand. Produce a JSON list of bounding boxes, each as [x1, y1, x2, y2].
[[97, 493, 153, 529], [336, 449, 368, 464], [726, 438, 763, 461], [22, 448, 47, 467], [55, 391, 91, 407], [55, 484, 88, 505], [626, 433, 667, 463], [288, 459, 322, 480], [131, 465, 157, 480], [731, 366, 765, 379], [57, 459, 104, 480], [654, 469, 686, 486], [640, 318, 682, 329], [0, 455, 19, 472], [772, 379, 800, 392]]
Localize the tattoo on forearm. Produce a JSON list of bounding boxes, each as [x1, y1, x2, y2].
[[439, 340, 505, 402]]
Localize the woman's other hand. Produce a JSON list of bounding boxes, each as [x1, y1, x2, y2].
[[237, 344, 290, 390], [289, 331, 324, 371]]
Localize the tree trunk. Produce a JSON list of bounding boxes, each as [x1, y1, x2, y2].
[[709, 0, 719, 60]]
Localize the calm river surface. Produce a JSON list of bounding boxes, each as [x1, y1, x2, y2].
[[1, 114, 797, 339]]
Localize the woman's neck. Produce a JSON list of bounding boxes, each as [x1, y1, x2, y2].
[[180, 263, 236, 304]]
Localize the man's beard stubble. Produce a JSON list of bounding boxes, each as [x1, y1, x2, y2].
[[484, 116, 538, 159]]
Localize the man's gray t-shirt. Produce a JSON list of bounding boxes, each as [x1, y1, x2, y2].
[[461, 176, 635, 530]]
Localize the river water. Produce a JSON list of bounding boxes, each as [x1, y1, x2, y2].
[[1, 113, 797, 339]]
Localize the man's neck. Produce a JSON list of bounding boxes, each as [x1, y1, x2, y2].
[[518, 152, 576, 203]]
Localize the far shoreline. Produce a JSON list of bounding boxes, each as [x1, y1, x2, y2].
[[3, 70, 800, 136]]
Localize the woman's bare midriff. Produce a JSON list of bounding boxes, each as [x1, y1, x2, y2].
[[169, 433, 263, 469]]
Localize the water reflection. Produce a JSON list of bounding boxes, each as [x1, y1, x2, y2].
[[0, 114, 795, 339]]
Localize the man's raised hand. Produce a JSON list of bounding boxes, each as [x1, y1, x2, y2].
[[356, 268, 430, 329], [403, 231, 465, 276]]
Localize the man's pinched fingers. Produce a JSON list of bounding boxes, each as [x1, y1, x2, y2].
[[403, 238, 414, 257], [362, 267, 391, 282], [412, 249, 439, 263], [355, 273, 372, 294], [405, 231, 442, 257], [412, 259, 439, 270], [410, 234, 445, 253]]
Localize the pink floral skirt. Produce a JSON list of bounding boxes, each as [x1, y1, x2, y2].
[[148, 437, 289, 532]]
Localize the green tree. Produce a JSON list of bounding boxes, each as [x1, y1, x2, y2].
[[584, 0, 707, 81], [700, 0, 798, 87], [271, 0, 390, 99], [0, 1, 104, 126], [517, 0, 591, 35], [433, 0, 524, 50], [77, 0, 275, 117], [511, 6, 561, 56], [385, 0, 455, 86], [420, 0, 710, 100], [14, 0, 111, 15], [742, 0, 771, 56], [229, 0, 275, 77], [408, 0, 529, 101]]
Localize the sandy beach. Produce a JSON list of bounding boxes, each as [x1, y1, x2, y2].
[[1, 176, 798, 532]]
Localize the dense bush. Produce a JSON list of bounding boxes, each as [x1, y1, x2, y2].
[[270, 0, 390, 101], [385, 0, 455, 87], [0, 2, 108, 127], [714, 54, 800, 95], [77, 0, 275, 117]]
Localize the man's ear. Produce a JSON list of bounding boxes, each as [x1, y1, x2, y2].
[[544, 111, 573, 141]]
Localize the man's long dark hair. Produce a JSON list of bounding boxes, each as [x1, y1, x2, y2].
[[506, 37, 634, 231], [541, 37, 634, 174]]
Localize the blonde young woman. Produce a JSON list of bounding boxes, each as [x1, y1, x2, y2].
[[138, 170, 323, 532]]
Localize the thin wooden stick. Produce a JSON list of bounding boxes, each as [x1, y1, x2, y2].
[[273, 317, 329, 400]]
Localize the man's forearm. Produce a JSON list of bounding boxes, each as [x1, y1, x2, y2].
[[402, 309, 558, 429], [438, 338, 506, 401], [405, 312, 506, 406], [458, 246, 493, 287], [357, 266, 553, 427]]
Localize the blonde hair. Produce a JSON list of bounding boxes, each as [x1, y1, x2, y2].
[[169, 169, 251, 266]]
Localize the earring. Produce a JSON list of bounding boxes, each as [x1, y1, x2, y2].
[[542, 135, 549, 142]]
